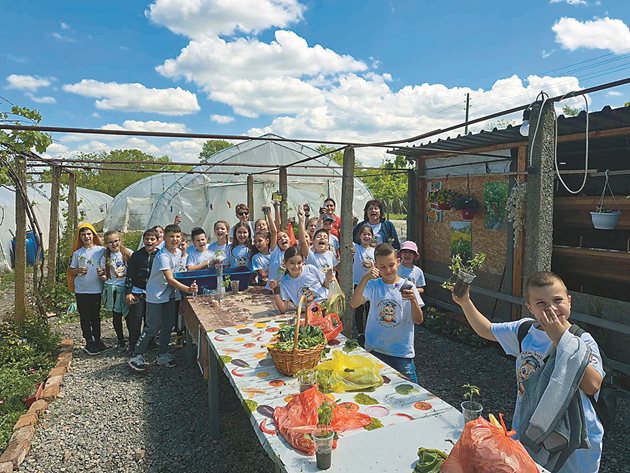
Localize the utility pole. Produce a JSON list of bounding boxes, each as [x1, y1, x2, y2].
[[339, 147, 355, 338], [464, 93, 471, 135]]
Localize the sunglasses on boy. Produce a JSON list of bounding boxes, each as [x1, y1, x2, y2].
[[238, 211, 249, 217]]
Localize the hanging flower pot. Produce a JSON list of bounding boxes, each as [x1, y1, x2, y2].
[[591, 170, 622, 230], [428, 188, 458, 210], [590, 210, 621, 230], [452, 194, 481, 220]]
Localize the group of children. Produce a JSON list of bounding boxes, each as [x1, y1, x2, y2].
[[67, 197, 605, 472]]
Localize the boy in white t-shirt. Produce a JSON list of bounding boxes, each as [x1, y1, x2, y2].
[[350, 243, 424, 383], [452, 271, 604, 473], [128, 224, 198, 371], [186, 227, 215, 270], [397, 240, 426, 293]]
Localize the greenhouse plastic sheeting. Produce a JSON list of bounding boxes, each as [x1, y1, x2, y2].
[[0, 183, 113, 272], [104, 135, 373, 233]]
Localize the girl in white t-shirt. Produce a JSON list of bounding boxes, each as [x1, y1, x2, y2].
[[226, 222, 252, 270], [251, 231, 271, 285], [353, 224, 376, 342], [99, 231, 133, 348], [265, 204, 293, 289], [270, 246, 332, 313], [207, 220, 230, 264], [297, 208, 337, 275]]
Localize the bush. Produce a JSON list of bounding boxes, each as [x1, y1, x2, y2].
[[0, 316, 59, 452], [123, 230, 143, 251]]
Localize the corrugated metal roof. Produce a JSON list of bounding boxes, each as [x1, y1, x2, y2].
[[393, 105, 630, 157]]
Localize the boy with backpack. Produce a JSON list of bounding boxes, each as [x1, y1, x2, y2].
[[452, 271, 604, 473]]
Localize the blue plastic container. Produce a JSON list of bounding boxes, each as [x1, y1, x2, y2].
[[174, 267, 254, 292], [11, 230, 43, 267]]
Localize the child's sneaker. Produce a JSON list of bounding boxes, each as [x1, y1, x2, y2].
[[94, 340, 111, 353], [174, 333, 184, 349], [156, 353, 176, 368], [128, 354, 149, 372], [117, 338, 126, 349], [83, 342, 98, 356]]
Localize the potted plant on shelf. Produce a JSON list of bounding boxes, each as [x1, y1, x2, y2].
[[428, 188, 459, 210], [441, 252, 486, 298], [313, 401, 334, 470], [452, 193, 481, 220], [461, 383, 483, 423]]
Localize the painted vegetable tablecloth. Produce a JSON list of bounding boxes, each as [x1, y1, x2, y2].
[[209, 319, 461, 472]]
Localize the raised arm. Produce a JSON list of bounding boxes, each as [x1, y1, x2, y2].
[[297, 209, 309, 258], [451, 287, 496, 341], [265, 205, 278, 251]]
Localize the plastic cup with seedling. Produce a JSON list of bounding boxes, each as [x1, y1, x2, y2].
[[313, 401, 334, 470], [461, 383, 482, 423], [442, 253, 486, 298]]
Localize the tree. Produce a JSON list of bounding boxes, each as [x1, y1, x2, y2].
[[40, 149, 191, 197], [199, 139, 232, 163], [358, 155, 412, 215], [625, 101, 630, 107], [562, 104, 580, 117]]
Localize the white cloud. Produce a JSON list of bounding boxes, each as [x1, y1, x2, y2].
[[63, 79, 200, 115], [60, 22, 70, 30], [52, 32, 76, 43], [6, 74, 51, 91], [26, 93, 56, 104], [553, 17, 630, 53], [607, 90, 623, 96], [157, 30, 366, 115], [101, 120, 188, 133], [210, 114, 235, 124], [147, 0, 305, 39], [549, 0, 587, 5], [542, 49, 555, 58]]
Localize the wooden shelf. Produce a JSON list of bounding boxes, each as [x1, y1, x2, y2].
[[552, 246, 630, 285], [554, 196, 630, 230]]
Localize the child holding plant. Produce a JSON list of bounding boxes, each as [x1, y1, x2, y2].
[[251, 231, 271, 285], [352, 224, 376, 343], [266, 203, 294, 290], [397, 240, 426, 293], [452, 271, 604, 473], [350, 243, 424, 383], [68, 222, 107, 355], [297, 209, 337, 275]]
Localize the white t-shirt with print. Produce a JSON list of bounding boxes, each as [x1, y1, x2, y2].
[[99, 249, 132, 287], [279, 264, 328, 307], [491, 320, 604, 473], [363, 278, 424, 358], [368, 222, 383, 243], [226, 244, 251, 270], [186, 247, 215, 269], [306, 249, 337, 274], [329, 234, 340, 253], [398, 264, 426, 288], [70, 246, 106, 294], [266, 246, 286, 289], [207, 242, 228, 261], [252, 252, 270, 272], [352, 243, 375, 285], [146, 247, 183, 304]]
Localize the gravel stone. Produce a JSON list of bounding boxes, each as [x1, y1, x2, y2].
[[14, 317, 628, 473]]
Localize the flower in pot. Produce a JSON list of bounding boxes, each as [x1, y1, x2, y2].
[[590, 205, 621, 230], [428, 188, 459, 210], [441, 252, 486, 297], [461, 383, 483, 423], [452, 194, 481, 220], [313, 401, 334, 470]]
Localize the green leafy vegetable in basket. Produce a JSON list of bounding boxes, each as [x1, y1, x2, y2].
[[413, 448, 448, 473], [272, 324, 326, 351]]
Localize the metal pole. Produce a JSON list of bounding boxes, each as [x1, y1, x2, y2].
[[339, 147, 355, 337], [246, 175, 254, 217], [279, 167, 288, 228], [67, 172, 78, 233], [464, 93, 470, 135]]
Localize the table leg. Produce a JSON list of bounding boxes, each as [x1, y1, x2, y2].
[[208, 345, 220, 438], [185, 327, 194, 367]]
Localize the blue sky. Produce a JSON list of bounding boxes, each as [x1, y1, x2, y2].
[[1, 0, 629, 164]]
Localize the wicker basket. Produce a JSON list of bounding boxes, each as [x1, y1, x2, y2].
[[268, 295, 325, 376]]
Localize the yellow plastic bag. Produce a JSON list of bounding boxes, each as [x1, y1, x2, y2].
[[316, 351, 383, 392]]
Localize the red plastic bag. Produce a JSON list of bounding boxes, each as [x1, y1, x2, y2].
[[273, 386, 371, 455], [441, 415, 538, 473], [303, 302, 343, 342]]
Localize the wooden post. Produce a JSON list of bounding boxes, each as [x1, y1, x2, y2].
[[14, 156, 27, 324], [67, 172, 78, 233], [406, 168, 416, 246], [246, 174, 254, 217], [415, 159, 426, 265], [279, 166, 288, 229], [339, 147, 355, 337], [47, 166, 61, 286], [523, 101, 555, 279], [511, 146, 527, 320]]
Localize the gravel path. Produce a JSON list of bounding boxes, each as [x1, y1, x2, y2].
[[17, 318, 629, 473]]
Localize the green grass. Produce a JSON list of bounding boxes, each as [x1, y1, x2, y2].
[[388, 213, 407, 221], [0, 272, 15, 291]]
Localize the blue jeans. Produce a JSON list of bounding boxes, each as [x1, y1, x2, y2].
[[371, 351, 418, 384]]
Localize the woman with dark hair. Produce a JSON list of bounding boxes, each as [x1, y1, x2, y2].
[[352, 199, 400, 249], [320, 197, 341, 238]]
